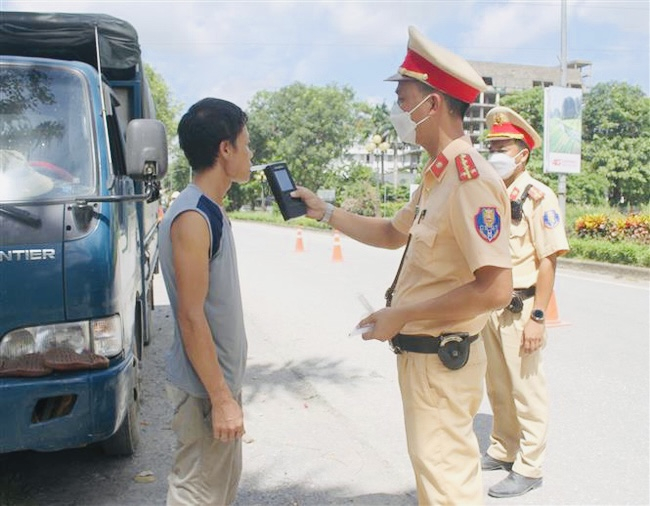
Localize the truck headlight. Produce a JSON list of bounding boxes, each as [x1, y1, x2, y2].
[[0, 323, 89, 359], [0, 316, 123, 359], [37, 322, 88, 352], [0, 329, 36, 358], [91, 315, 123, 357]]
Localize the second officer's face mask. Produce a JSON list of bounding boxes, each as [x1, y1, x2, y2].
[[389, 94, 433, 145], [487, 149, 525, 179]]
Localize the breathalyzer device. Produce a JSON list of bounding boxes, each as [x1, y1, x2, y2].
[[251, 161, 306, 221]]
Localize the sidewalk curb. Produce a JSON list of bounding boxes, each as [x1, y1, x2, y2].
[[558, 257, 650, 282]]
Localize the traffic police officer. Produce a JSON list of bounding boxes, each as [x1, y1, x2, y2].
[[293, 26, 513, 505], [480, 106, 569, 498]]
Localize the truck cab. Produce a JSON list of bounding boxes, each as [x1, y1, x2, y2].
[[0, 12, 167, 456]]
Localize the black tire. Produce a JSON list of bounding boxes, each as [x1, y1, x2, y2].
[[101, 394, 140, 457]]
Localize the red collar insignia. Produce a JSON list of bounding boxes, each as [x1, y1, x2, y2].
[[428, 153, 448, 179], [510, 187, 520, 200]]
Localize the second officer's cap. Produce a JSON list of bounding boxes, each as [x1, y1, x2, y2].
[[486, 106, 542, 150]]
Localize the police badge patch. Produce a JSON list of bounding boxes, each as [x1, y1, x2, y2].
[[543, 209, 560, 228], [475, 207, 501, 242]]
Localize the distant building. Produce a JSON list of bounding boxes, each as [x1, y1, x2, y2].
[[466, 60, 591, 150], [344, 59, 591, 185], [342, 143, 423, 187]]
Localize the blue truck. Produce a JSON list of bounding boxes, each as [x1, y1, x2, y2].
[[0, 12, 167, 456]]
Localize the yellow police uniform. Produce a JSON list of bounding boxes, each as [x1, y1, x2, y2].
[[382, 27, 513, 505], [481, 108, 569, 483], [391, 138, 511, 505]]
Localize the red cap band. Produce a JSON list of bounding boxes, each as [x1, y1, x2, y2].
[[400, 48, 480, 103], [488, 123, 535, 150]]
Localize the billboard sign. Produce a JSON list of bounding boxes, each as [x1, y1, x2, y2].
[[543, 86, 583, 174]]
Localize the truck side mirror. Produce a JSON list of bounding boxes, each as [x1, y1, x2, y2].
[[125, 119, 168, 180]]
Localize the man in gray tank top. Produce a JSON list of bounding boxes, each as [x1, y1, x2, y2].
[[159, 98, 252, 506]]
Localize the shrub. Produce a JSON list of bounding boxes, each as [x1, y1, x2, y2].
[[230, 210, 330, 230], [340, 181, 380, 217], [567, 238, 650, 267], [380, 201, 404, 218]]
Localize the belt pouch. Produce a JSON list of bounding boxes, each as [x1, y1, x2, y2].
[[438, 333, 471, 370]]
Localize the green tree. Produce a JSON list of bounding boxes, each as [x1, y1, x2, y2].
[[358, 102, 393, 142], [499, 83, 650, 207], [499, 88, 553, 189], [583, 135, 650, 207], [583, 82, 649, 141], [144, 64, 185, 195], [582, 82, 650, 207], [247, 82, 360, 192], [500, 87, 544, 134]]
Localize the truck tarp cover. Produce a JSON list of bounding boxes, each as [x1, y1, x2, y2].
[[0, 11, 141, 77]]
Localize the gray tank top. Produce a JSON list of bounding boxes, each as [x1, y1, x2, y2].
[[159, 184, 247, 397]]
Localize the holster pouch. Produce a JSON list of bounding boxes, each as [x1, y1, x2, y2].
[[510, 200, 523, 224], [438, 333, 471, 370], [510, 184, 533, 225], [506, 293, 524, 313]]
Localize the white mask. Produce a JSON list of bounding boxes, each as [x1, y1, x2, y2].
[[389, 94, 432, 145], [487, 150, 525, 179]]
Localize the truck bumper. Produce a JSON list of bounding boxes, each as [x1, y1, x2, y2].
[[0, 355, 137, 454]]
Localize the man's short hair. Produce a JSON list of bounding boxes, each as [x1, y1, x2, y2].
[[177, 98, 248, 172], [417, 81, 470, 119]]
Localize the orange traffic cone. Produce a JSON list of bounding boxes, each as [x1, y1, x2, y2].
[[545, 291, 570, 327], [295, 227, 305, 253], [331, 230, 343, 262]]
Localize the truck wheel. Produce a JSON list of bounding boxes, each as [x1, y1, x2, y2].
[[101, 396, 140, 456]]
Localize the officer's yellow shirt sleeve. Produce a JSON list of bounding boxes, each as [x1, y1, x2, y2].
[[528, 188, 570, 259], [392, 186, 420, 235], [448, 178, 512, 273]]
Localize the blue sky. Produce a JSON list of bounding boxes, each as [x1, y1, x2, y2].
[[3, 0, 649, 113]]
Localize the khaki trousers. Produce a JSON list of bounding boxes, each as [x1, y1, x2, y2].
[[398, 339, 486, 506], [482, 298, 548, 479], [166, 384, 242, 506]]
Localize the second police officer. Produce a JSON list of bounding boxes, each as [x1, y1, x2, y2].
[[480, 106, 570, 498]]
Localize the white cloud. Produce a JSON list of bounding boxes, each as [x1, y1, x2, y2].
[[572, 0, 649, 33], [3, 0, 647, 108], [459, 1, 560, 61]]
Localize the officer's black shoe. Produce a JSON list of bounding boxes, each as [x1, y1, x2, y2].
[[481, 454, 513, 471], [488, 471, 542, 498]]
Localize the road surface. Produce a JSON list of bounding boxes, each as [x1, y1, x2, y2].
[[1, 221, 648, 505]]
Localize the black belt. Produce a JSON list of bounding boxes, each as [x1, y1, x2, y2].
[[514, 286, 536, 300], [390, 333, 479, 354]]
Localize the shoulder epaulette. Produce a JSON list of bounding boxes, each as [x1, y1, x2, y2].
[[528, 185, 545, 202], [455, 153, 479, 182]]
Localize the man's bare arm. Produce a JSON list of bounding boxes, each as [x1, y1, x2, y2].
[[171, 212, 244, 441]]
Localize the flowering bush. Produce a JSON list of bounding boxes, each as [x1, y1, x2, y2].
[[575, 213, 650, 245]]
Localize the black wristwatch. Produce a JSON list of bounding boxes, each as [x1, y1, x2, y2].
[[530, 309, 545, 323]]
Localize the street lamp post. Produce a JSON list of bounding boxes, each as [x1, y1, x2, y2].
[[365, 134, 390, 186]]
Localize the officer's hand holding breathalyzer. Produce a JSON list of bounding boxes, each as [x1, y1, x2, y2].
[[290, 186, 329, 222]]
